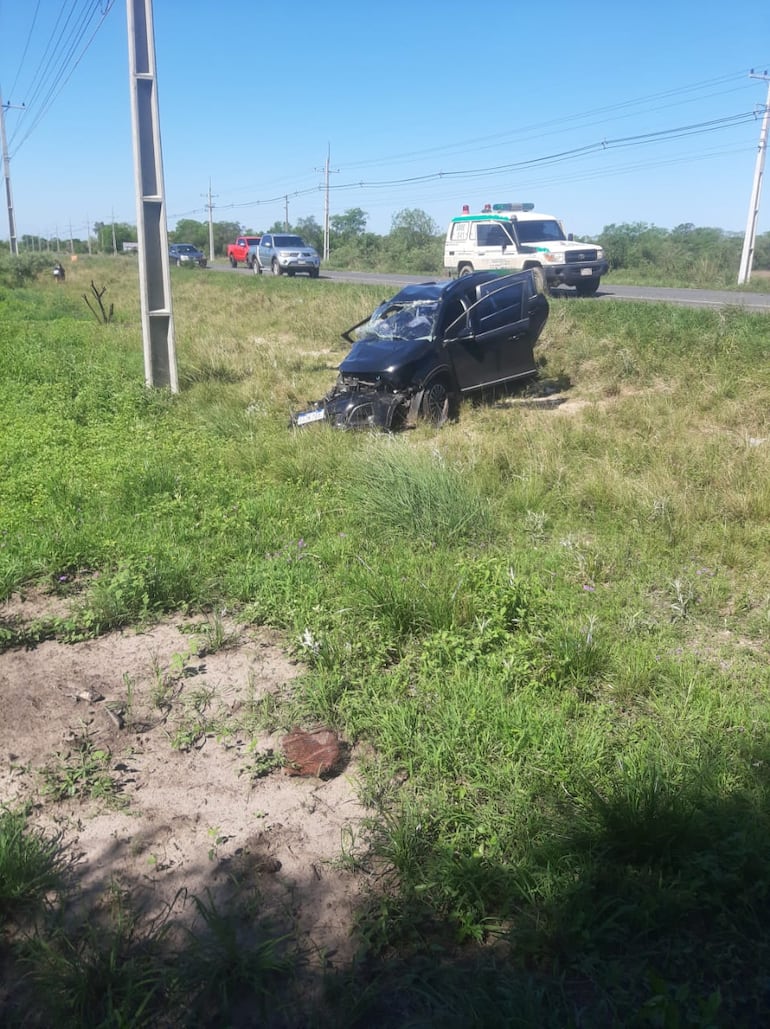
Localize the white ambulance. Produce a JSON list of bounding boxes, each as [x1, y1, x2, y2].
[[443, 202, 608, 295]]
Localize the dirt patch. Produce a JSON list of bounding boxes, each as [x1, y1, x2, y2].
[[0, 594, 369, 972]]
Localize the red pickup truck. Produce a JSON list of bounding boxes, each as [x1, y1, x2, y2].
[[226, 235, 261, 268]]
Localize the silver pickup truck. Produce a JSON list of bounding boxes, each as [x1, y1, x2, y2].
[[253, 234, 320, 277]]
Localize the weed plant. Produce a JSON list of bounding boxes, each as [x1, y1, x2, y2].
[[0, 807, 67, 923], [3, 258, 770, 1024]]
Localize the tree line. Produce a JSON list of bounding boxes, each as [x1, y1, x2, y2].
[[5, 209, 770, 284]]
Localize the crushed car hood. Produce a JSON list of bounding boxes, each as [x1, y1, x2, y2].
[[339, 336, 434, 376]]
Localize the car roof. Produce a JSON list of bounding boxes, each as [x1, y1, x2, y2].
[[387, 270, 531, 305]]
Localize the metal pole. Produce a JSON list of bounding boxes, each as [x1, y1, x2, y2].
[[0, 89, 18, 256], [738, 72, 770, 285]]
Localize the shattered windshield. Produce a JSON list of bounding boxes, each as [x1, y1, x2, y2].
[[358, 300, 439, 342]]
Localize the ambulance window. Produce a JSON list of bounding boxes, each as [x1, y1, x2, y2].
[[477, 223, 511, 247]]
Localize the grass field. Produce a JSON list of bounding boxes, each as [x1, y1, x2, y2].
[[2, 256, 770, 1026]]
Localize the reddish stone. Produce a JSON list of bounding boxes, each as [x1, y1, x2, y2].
[[281, 728, 343, 778]]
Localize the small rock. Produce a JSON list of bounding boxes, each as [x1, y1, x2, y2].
[[281, 727, 343, 778], [76, 689, 104, 703]]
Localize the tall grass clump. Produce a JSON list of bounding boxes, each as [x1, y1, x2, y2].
[[341, 437, 496, 546], [0, 807, 68, 923]]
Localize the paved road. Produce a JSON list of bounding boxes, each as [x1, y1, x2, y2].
[[213, 264, 770, 313]]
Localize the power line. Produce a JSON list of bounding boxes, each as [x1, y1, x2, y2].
[[5, 0, 43, 101], [163, 106, 758, 228], [338, 70, 761, 172], [8, 1, 116, 155]]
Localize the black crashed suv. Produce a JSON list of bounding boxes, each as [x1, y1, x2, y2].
[[291, 268, 548, 430]]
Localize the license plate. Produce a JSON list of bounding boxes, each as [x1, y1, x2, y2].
[[295, 408, 325, 426], [580, 267, 593, 276]]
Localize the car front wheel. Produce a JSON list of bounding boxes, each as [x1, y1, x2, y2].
[[271, 260, 282, 276], [229, 256, 237, 268], [421, 378, 456, 425], [310, 268, 319, 278]]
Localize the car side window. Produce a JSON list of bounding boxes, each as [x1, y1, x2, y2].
[[441, 298, 469, 338], [472, 281, 525, 335]]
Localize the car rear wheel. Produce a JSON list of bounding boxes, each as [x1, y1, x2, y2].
[[271, 260, 282, 276], [458, 263, 474, 277], [421, 378, 456, 425]]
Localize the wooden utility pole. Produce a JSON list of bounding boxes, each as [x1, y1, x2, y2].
[[126, 0, 178, 391], [738, 71, 770, 285]]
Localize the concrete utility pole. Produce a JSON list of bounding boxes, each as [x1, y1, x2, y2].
[[315, 143, 338, 261], [126, 0, 178, 391], [203, 179, 217, 262], [738, 70, 770, 285], [0, 88, 19, 255]]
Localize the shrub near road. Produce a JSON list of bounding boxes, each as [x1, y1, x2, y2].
[[2, 258, 770, 1025]]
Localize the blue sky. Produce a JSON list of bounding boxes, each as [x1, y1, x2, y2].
[[1, 0, 769, 244]]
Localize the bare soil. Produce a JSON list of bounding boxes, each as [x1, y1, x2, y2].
[[0, 589, 369, 974]]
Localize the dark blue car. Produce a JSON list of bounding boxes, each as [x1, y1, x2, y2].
[[169, 243, 207, 268], [292, 269, 548, 430]]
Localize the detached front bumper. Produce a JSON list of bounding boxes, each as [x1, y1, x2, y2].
[[291, 386, 420, 431]]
